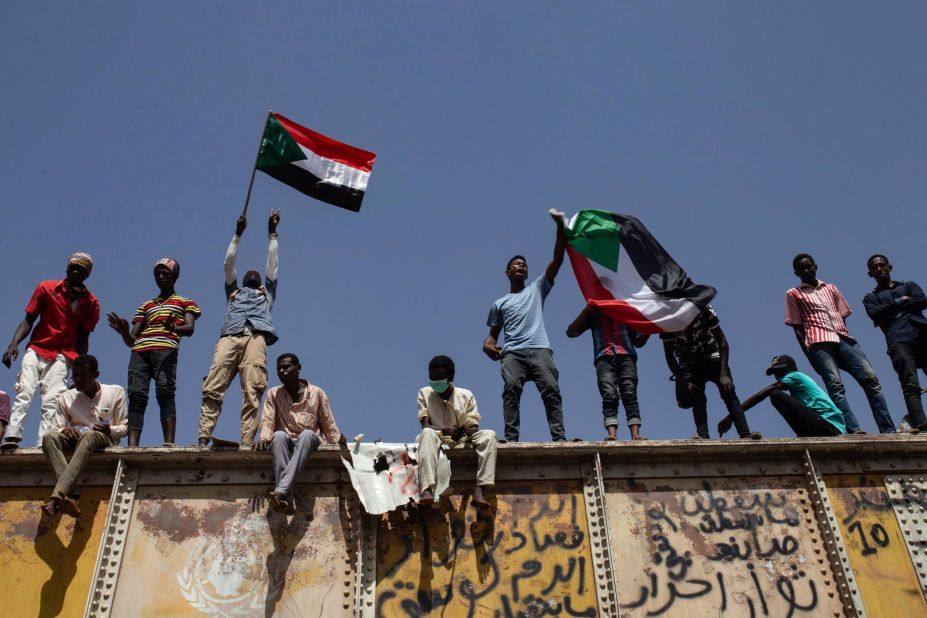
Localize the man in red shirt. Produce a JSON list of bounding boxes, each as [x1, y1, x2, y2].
[[1, 252, 101, 450], [784, 253, 894, 434]]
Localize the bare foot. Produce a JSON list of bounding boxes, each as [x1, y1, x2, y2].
[[631, 434, 647, 441], [42, 497, 60, 517], [473, 485, 492, 507], [59, 496, 81, 518]]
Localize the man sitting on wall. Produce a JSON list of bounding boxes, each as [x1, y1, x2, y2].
[[41, 354, 127, 517]]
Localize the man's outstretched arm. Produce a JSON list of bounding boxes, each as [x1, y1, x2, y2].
[[545, 209, 566, 283], [717, 382, 784, 435]]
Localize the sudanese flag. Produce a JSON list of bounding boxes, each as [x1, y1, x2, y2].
[[564, 209, 716, 334], [256, 112, 376, 212]]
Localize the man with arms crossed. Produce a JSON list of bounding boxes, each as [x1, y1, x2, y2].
[[863, 255, 927, 432], [2, 252, 100, 451], [417, 355, 497, 506], [255, 353, 341, 514], [41, 354, 127, 517], [483, 210, 567, 442], [785, 253, 894, 433]]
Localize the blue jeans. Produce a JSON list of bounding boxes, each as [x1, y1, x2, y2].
[[594, 354, 641, 428], [271, 430, 320, 500], [807, 338, 895, 433], [500, 348, 565, 442]]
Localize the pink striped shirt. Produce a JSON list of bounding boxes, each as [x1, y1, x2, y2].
[[784, 281, 853, 347]]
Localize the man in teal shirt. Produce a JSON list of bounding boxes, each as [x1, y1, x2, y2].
[[719, 354, 846, 437]]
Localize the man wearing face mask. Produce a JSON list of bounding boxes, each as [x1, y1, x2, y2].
[[199, 211, 280, 448], [417, 355, 497, 507]]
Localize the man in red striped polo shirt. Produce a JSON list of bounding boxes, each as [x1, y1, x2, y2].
[[784, 254, 895, 434]]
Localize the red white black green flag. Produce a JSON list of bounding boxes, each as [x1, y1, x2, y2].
[[256, 112, 376, 212], [564, 210, 716, 334]]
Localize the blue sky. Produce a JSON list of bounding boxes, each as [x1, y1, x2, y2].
[[1, 2, 925, 445]]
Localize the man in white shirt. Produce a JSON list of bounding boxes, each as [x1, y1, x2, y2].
[[417, 355, 497, 507], [41, 354, 127, 518]]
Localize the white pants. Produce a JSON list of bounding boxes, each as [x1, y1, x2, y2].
[[6, 348, 69, 446], [416, 427, 497, 490]]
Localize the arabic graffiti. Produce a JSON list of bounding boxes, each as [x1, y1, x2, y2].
[[605, 476, 844, 617], [375, 482, 599, 616], [826, 474, 927, 615]]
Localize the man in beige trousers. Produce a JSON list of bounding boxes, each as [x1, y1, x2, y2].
[[416, 355, 496, 507], [199, 211, 280, 448], [42, 354, 126, 518]]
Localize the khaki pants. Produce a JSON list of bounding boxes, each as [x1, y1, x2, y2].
[[42, 429, 112, 498], [199, 334, 267, 445], [416, 427, 497, 490]]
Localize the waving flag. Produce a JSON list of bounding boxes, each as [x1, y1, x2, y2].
[[256, 112, 376, 212], [564, 210, 716, 334]]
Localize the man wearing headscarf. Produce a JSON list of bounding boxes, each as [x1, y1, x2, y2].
[[107, 257, 201, 446], [1, 252, 101, 450], [198, 210, 280, 448]]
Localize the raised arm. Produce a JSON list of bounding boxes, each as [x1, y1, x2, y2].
[[266, 210, 280, 283], [106, 313, 143, 348], [225, 216, 247, 292], [545, 209, 567, 283]]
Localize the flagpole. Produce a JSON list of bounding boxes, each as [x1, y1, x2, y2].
[[241, 109, 273, 217]]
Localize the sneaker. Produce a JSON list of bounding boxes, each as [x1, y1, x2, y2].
[[748, 432, 763, 440]]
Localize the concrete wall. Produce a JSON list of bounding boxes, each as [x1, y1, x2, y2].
[[1, 436, 925, 617]]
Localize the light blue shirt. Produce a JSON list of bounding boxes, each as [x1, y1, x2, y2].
[[487, 275, 553, 351], [779, 371, 847, 434]]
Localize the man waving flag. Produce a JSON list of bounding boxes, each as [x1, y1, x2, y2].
[[562, 209, 716, 334], [255, 112, 376, 212]]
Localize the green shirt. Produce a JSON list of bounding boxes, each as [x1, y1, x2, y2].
[[779, 371, 847, 434]]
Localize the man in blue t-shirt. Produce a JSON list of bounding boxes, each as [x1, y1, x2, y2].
[[484, 210, 567, 442], [723, 354, 847, 437]]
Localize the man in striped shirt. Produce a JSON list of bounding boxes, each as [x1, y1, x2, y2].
[[107, 258, 200, 446], [255, 353, 341, 514], [567, 305, 648, 440], [785, 253, 894, 433]]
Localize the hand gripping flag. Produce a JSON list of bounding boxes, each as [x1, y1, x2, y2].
[[256, 113, 376, 212], [563, 210, 716, 334]]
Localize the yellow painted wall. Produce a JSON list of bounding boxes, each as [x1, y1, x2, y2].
[[376, 481, 598, 617], [0, 487, 109, 618], [826, 474, 927, 617]]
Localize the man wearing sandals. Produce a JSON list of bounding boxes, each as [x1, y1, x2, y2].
[[41, 354, 126, 518], [417, 355, 496, 506], [255, 353, 341, 514], [567, 305, 648, 441]]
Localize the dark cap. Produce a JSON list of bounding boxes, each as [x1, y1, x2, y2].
[[766, 354, 797, 375]]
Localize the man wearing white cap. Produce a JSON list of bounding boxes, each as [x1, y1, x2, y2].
[[2, 252, 100, 450]]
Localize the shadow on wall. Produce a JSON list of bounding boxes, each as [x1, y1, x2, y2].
[[35, 498, 104, 618]]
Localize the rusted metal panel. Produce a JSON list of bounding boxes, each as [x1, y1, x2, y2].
[[603, 476, 844, 617], [108, 483, 357, 617], [0, 486, 110, 617], [375, 481, 599, 617], [826, 474, 927, 615]]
